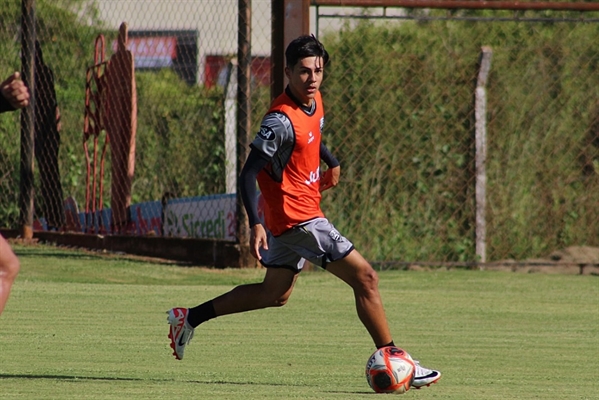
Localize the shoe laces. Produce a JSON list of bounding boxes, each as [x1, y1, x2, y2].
[[413, 360, 433, 377]]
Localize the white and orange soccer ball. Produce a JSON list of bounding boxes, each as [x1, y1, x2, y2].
[[365, 346, 416, 394]]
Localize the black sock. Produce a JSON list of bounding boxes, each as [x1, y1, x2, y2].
[[186, 300, 217, 328], [377, 341, 395, 349]]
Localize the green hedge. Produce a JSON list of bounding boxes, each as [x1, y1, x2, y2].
[[2, 4, 598, 262], [320, 18, 599, 262]]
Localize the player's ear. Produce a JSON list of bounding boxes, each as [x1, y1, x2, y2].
[[284, 66, 291, 79]]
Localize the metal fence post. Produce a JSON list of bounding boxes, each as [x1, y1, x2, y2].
[[237, 0, 253, 267], [19, 0, 35, 240], [475, 46, 492, 266]]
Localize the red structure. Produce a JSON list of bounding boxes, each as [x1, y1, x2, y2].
[[83, 22, 137, 234], [105, 23, 137, 234], [83, 34, 109, 234]]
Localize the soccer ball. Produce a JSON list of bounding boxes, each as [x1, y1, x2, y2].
[[365, 346, 416, 394]]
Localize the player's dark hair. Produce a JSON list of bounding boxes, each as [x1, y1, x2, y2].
[[285, 34, 329, 68]]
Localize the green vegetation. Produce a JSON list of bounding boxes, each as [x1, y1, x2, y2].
[[134, 69, 225, 202], [321, 17, 599, 262], [1, 243, 597, 399], [0, 1, 229, 220], [0, 0, 110, 223], [1, 4, 598, 263]]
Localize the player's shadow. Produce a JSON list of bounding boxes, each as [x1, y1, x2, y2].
[[0, 373, 143, 382], [1, 373, 375, 394], [0, 373, 306, 387]]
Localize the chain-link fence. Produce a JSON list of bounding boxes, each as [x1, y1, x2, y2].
[[0, 0, 271, 240], [315, 5, 599, 265], [1, 1, 597, 266]]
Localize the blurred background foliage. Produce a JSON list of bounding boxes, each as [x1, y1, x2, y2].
[[320, 16, 599, 262], [1, 2, 597, 263]]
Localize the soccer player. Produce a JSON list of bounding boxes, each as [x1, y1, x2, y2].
[[0, 72, 29, 316], [167, 35, 441, 389]]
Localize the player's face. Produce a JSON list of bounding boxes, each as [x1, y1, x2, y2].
[[285, 56, 324, 107]]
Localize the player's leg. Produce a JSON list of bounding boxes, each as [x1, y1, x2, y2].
[[326, 249, 392, 348], [294, 219, 441, 388], [327, 251, 441, 388], [0, 234, 20, 316], [167, 229, 303, 360], [276, 218, 391, 347], [211, 266, 298, 317], [167, 266, 298, 360]]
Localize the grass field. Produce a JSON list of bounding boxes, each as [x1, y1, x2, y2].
[[0, 244, 597, 399]]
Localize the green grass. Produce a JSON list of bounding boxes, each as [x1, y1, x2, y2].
[[1, 243, 598, 399]]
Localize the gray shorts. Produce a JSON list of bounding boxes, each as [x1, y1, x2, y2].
[[260, 217, 355, 272]]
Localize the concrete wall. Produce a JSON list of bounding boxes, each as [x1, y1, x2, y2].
[[92, 0, 272, 84]]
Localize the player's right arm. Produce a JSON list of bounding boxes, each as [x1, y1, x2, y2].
[[239, 112, 291, 259], [240, 149, 269, 259]]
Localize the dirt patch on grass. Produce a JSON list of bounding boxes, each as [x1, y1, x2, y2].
[[484, 246, 599, 275]]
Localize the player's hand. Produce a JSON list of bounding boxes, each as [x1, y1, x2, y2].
[[250, 223, 268, 260], [320, 165, 340, 192], [0, 72, 30, 110]]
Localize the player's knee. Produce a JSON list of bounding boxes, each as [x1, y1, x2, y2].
[[270, 293, 291, 307], [356, 267, 380, 295], [256, 283, 291, 308], [0, 256, 20, 281]]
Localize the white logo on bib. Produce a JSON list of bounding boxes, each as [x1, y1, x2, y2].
[[304, 166, 320, 185]]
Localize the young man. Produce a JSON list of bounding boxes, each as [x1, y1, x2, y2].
[[0, 72, 30, 316], [167, 35, 441, 389]]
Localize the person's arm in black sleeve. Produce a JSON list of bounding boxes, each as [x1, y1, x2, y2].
[[320, 142, 340, 168], [239, 147, 269, 227], [320, 142, 341, 192], [0, 94, 13, 113]]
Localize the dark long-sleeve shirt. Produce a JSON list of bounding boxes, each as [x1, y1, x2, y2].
[[0, 93, 16, 114]]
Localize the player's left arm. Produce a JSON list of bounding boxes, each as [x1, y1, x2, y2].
[[320, 142, 340, 192]]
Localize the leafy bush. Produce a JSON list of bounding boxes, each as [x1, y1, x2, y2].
[[134, 69, 225, 201], [0, 1, 228, 224], [321, 17, 599, 262], [2, 4, 597, 263]]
